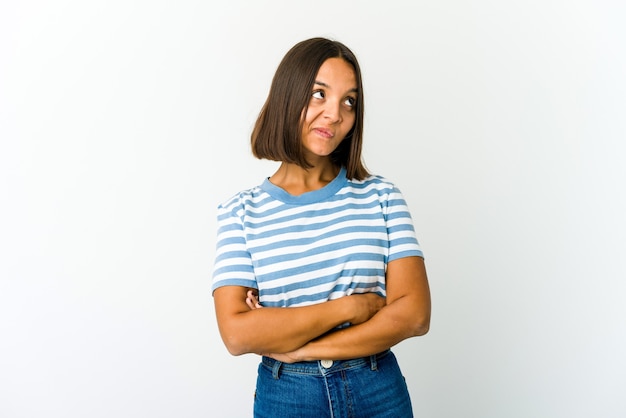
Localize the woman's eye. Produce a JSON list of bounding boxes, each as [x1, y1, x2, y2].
[[312, 90, 325, 99], [344, 97, 356, 107]]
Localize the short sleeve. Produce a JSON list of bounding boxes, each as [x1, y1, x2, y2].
[[383, 185, 423, 263], [211, 198, 258, 294]]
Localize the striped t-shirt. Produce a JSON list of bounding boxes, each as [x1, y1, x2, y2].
[[211, 166, 423, 307]]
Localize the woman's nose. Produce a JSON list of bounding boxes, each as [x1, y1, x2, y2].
[[323, 101, 341, 123]]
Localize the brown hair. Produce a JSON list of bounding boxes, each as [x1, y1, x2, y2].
[[251, 37, 369, 180]]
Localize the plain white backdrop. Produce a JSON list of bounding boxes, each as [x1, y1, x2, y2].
[[1, 1, 625, 417]]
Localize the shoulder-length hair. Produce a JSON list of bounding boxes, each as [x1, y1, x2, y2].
[[251, 37, 369, 180]]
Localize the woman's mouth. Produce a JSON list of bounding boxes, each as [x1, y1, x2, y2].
[[313, 128, 334, 138]]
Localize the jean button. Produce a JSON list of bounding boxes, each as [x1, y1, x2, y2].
[[321, 359, 333, 368]]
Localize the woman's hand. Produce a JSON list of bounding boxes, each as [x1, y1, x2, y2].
[[246, 289, 262, 310], [262, 350, 303, 364], [350, 293, 385, 324]]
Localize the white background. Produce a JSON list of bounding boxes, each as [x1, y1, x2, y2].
[[1, 1, 625, 417]]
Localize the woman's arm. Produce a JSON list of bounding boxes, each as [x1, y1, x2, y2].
[[267, 256, 431, 362], [213, 286, 385, 356]]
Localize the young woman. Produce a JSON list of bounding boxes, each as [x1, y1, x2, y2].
[[212, 37, 431, 418]]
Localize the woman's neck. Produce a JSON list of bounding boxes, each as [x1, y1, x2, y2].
[[269, 162, 340, 196]]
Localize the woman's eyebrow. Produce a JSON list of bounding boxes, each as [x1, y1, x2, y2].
[[314, 80, 358, 93]]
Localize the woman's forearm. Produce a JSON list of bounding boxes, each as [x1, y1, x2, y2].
[[214, 286, 384, 356], [293, 293, 430, 361], [223, 301, 353, 355]]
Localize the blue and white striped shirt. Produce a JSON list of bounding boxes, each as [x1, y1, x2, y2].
[[212, 167, 422, 307]]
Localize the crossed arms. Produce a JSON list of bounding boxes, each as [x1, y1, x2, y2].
[[213, 256, 431, 362]]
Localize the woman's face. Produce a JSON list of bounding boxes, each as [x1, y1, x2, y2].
[[301, 57, 357, 163]]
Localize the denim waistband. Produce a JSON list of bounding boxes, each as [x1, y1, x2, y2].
[[261, 349, 391, 378]]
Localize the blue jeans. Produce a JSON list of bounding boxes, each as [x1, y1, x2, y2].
[[254, 350, 413, 418]]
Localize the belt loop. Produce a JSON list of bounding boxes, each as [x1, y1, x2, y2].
[[272, 360, 282, 379], [370, 354, 378, 371]]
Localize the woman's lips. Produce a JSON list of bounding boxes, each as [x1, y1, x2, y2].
[[313, 128, 334, 138]]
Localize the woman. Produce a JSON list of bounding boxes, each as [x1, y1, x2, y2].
[[212, 37, 431, 418]]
